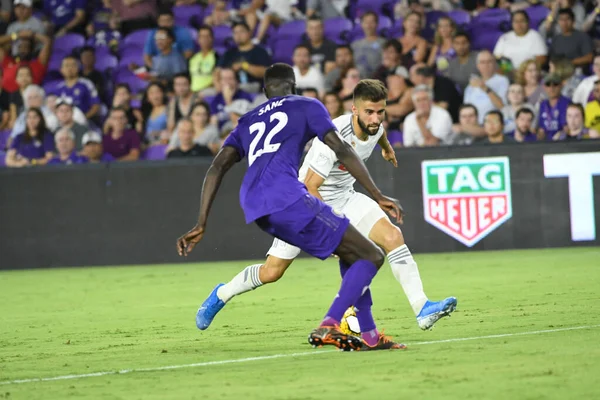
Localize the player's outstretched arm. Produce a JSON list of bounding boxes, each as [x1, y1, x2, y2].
[[177, 146, 241, 256], [378, 131, 398, 167], [322, 131, 404, 223]]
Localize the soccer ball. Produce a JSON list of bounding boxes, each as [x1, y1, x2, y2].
[[339, 306, 361, 336]]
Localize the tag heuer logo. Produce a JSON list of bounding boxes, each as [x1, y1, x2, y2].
[[421, 157, 513, 247]]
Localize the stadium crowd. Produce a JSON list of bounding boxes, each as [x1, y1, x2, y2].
[[1, 0, 599, 167]]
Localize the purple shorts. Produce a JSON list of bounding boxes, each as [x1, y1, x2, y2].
[[255, 194, 350, 260]]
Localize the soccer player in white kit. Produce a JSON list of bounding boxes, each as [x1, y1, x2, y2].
[[196, 80, 457, 348]]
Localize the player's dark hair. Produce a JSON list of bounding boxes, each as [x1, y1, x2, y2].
[[459, 103, 478, 117], [515, 107, 534, 119], [485, 110, 504, 125], [384, 39, 403, 55], [353, 79, 388, 103], [264, 63, 297, 98], [558, 8, 575, 21]]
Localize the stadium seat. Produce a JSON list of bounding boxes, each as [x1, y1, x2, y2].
[[42, 80, 62, 95], [173, 4, 204, 27], [114, 68, 149, 95], [0, 130, 10, 150], [212, 25, 234, 49], [120, 29, 152, 52], [117, 48, 145, 68], [143, 145, 168, 160], [471, 30, 504, 51], [272, 37, 302, 64], [277, 20, 306, 40], [525, 5, 550, 30], [54, 33, 85, 56], [351, 0, 393, 18], [388, 18, 404, 39], [324, 17, 353, 44], [387, 130, 403, 146], [448, 10, 471, 28], [95, 54, 118, 74], [423, 11, 447, 42], [348, 15, 392, 42], [472, 8, 511, 26]]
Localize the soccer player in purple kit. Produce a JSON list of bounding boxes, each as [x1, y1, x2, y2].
[[177, 63, 404, 351]]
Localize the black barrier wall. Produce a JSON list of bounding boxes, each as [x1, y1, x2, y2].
[[1, 142, 599, 269]]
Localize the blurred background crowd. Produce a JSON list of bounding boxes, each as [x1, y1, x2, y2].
[[1, 0, 599, 167]]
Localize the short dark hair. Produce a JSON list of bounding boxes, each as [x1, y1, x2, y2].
[[516, 107, 534, 119], [158, 8, 174, 17], [384, 39, 403, 55], [80, 45, 95, 55], [173, 72, 191, 82], [232, 21, 251, 32], [264, 63, 296, 85], [156, 27, 175, 41], [294, 44, 311, 53], [307, 16, 323, 24], [558, 8, 575, 21], [511, 10, 529, 24], [61, 54, 78, 64], [567, 103, 585, 118], [336, 44, 353, 55], [353, 79, 387, 103], [115, 83, 131, 93], [361, 11, 379, 23], [485, 110, 504, 125], [416, 66, 436, 78], [459, 103, 478, 117], [198, 25, 214, 38], [454, 31, 470, 42], [300, 87, 318, 96]]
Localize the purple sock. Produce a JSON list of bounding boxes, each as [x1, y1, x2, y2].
[[322, 260, 378, 325], [362, 328, 380, 346], [355, 288, 378, 345]]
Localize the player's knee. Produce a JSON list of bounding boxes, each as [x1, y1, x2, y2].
[[381, 226, 405, 253], [369, 247, 385, 269]]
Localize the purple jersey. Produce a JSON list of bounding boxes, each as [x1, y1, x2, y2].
[[223, 95, 337, 223], [53, 79, 100, 114], [44, 0, 85, 28], [10, 132, 55, 160], [48, 152, 88, 165], [538, 96, 569, 140]]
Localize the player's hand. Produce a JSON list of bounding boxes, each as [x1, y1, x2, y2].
[[381, 148, 398, 167], [177, 225, 205, 257], [377, 195, 404, 224]]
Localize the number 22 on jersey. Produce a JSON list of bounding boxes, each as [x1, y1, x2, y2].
[[248, 111, 288, 166]]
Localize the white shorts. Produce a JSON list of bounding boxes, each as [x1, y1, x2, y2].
[[267, 192, 388, 260]]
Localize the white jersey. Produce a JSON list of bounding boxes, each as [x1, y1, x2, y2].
[[298, 114, 384, 207]]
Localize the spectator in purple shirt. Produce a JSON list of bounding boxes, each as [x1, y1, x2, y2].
[[508, 108, 537, 143], [80, 131, 114, 163], [5, 107, 54, 167], [54, 55, 101, 122], [43, 0, 86, 36], [537, 73, 570, 141], [553, 103, 600, 141], [47, 127, 88, 165], [103, 106, 141, 161], [210, 68, 253, 129]]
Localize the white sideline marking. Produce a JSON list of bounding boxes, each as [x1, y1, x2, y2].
[[2, 324, 598, 386]]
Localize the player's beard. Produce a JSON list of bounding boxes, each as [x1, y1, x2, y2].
[[357, 116, 380, 136]]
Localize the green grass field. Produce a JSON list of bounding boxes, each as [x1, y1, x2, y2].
[[1, 247, 600, 400]]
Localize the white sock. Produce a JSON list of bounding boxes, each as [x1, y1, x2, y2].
[[387, 245, 428, 316], [216, 264, 263, 303]]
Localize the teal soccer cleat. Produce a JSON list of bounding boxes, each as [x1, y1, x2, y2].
[[195, 284, 226, 330], [417, 297, 458, 330]]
